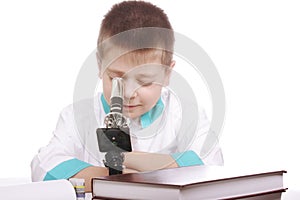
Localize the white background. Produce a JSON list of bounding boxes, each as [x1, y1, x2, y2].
[[0, 0, 299, 192]]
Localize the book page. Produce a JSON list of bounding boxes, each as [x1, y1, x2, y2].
[[0, 179, 76, 200]]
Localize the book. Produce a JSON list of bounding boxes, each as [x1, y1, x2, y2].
[[92, 165, 286, 200], [222, 188, 286, 200], [92, 189, 287, 200], [0, 179, 76, 200]]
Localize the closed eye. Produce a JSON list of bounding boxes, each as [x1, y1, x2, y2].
[[136, 79, 153, 86]]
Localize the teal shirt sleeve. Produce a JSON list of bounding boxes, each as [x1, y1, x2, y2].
[[43, 158, 92, 181], [171, 150, 204, 167]]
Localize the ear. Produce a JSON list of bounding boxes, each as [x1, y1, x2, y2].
[[96, 51, 103, 79], [163, 60, 176, 86]]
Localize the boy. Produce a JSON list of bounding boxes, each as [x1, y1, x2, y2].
[[31, 1, 223, 192]]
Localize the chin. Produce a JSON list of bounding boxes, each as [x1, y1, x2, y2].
[[123, 112, 139, 119]]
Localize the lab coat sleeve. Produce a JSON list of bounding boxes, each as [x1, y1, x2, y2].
[[31, 105, 92, 182], [170, 106, 224, 166], [189, 107, 224, 166]]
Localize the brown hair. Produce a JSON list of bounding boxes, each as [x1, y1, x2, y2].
[[97, 1, 174, 67]]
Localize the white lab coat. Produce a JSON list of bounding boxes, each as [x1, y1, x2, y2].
[[31, 88, 223, 181]]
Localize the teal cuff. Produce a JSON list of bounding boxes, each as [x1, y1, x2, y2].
[[43, 158, 92, 181], [171, 151, 204, 167]]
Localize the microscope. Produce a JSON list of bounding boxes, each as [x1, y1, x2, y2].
[[96, 77, 132, 175]]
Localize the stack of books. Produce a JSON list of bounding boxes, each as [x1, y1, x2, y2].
[[92, 165, 287, 200]]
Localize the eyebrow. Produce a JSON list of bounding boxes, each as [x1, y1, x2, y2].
[[135, 73, 157, 79], [106, 68, 124, 76], [107, 67, 163, 78]]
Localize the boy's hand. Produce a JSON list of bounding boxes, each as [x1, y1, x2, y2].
[[124, 151, 178, 172]]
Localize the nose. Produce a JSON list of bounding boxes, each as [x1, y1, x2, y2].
[[123, 79, 138, 101]]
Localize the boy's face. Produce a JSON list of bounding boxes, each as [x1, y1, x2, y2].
[[100, 55, 174, 120]]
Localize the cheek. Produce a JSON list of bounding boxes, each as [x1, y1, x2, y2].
[[102, 77, 112, 104], [139, 84, 162, 104]]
